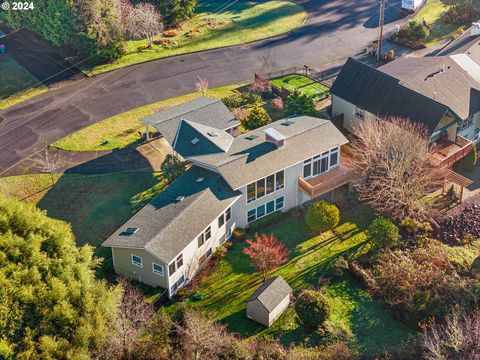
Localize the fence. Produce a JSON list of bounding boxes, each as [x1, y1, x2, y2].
[[258, 65, 340, 88]]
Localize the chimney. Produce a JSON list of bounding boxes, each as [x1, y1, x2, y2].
[[264, 127, 286, 148], [471, 21, 480, 36]]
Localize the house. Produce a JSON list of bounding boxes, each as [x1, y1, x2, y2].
[[103, 100, 358, 297], [246, 276, 292, 327], [330, 57, 478, 169]]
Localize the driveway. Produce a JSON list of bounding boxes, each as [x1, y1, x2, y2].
[[0, 0, 406, 176]]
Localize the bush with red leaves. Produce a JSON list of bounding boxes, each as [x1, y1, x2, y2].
[[439, 202, 480, 245]]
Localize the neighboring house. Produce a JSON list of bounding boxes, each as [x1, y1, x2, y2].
[[246, 276, 292, 327], [103, 99, 357, 297], [401, 0, 423, 11], [331, 57, 478, 169]]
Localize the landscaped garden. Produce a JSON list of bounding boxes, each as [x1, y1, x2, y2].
[[178, 204, 413, 357], [270, 74, 329, 101], [87, 0, 306, 75], [0, 56, 47, 110]]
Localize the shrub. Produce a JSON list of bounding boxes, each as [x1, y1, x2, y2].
[[233, 107, 248, 121], [161, 154, 188, 183], [155, 38, 178, 48], [284, 90, 317, 116], [241, 105, 271, 130], [295, 289, 331, 329], [399, 218, 432, 239], [470, 256, 480, 279], [271, 97, 284, 111], [163, 29, 179, 37], [329, 256, 349, 278], [222, 93, 244, 110], [457, 144, 477, 172], [233, 228, 246, 242], [305, 200, 340, 234], [439, 200, 480, 244], [241, 91, 262, 106], [368, 216, 399, 248], [316, 320, 352, 345]]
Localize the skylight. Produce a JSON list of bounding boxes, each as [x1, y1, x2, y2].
[[246, 134, 259, 141], [176, 196, 185, 202], [207, 131, 217, 137], [122, 227, 138, 235], [191, 138, 200, 145], [196, 177, 205, 183], [281, 120, 295, 126]]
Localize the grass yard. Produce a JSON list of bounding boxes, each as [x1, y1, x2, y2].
[[270, 74, 329, 100], [185, 206, 413, 356], [0, 172, 167, 249], [412, 0, 465, 46], [52, 85, 243, 152], [0, 56, 47, 110], [87, 0, 306, 75]]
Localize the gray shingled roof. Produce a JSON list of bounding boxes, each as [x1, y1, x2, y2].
[[141, 97, 239, 144], [179, 116, 348, 189], [439, 31, 480, 64], [330, 58, 451, 133], [247, 276, 292, 312], [380, 57, 480, 121], [102, 166, 240, 264], [174, 120, 234, 157]]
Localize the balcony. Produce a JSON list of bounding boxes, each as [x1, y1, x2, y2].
[[298, 157, 360, 199], [429, 135, 474, 169]]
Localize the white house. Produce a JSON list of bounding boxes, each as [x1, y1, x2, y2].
[[103, 99, 359, 298], [401, 0, 423, 11]]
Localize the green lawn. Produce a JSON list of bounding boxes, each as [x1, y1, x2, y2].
[[413, 0, 465, 46], [52, 85, 243, 152], [185, 206, 413, 356], [270, 74, 329, 100], [0, 56, 47, 110], [0, 173, 167, 248], [87, 0, 306, 75]]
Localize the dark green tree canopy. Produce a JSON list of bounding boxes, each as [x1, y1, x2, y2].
[[284, 90, 317, 117], [0, 196, 119, 359]]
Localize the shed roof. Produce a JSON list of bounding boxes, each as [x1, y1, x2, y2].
[[141, 97, 239, 144], [102, 166, 240, 264], [247, 276, 292, 312]]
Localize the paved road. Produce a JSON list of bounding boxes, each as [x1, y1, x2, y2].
[[0, 0, 405, 175]]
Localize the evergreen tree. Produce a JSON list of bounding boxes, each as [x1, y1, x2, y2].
[[0, 196, 119, 359], [157, 0, 197, 26], [284, 90, 317, 116], [242, 105, 271, 130]]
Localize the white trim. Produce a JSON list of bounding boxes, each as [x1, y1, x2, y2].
[[131, 254, 143, 268], [246, 170, 285, 205], [152, 262, 165, 276], [172, 118, 186, 150], [111, 248, 116, 269]]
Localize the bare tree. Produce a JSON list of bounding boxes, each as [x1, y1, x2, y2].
[[99, 277, 154, 360], [32, 148, 66, 186], [423, 310, 480, 360], [195, 76, 209, 96], [124, 2, 163, 47], [350, 117, 445, 221]]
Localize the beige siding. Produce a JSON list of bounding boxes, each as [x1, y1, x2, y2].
[[267, 296, 290, 326], [246, 299, 270, 327], [112, 247, 168, 289], [332, 95, 375, 133]]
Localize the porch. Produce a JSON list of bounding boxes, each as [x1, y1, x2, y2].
[[298, 155, 360, 199], [429, 135, 474, 169]]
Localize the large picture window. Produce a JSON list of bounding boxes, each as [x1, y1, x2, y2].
[[246, 170, 285, 204], [247, 196, 285, 223], [303, 147, 339, 179]]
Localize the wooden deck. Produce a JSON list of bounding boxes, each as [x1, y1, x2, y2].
[[298, 157, 360, 199], [429, 136, 474, 169]]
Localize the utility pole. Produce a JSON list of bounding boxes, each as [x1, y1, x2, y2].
[[377, 0, 385, 61]]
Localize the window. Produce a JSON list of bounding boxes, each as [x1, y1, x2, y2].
[[256, 178, 265, 199], [266, 174, 275, 194], [206, 248, 212, 257], [266, 200, 275, 214], [330, 150, 339, 167], [303, 147, 339, 179], [218, 213, 225, 228], [131, 254, 143, 268], [177, 275, 185, 286], [275, 196, 284, 210], [219, 234, 226, 244], [247, 209, 256, 223], [275, 171, 284, 190], [321, 156, 329, 173], [303, 159, 312, 178], [205, 226, 211, 240], [355, 106, 365, 120], [257, 204, 265, 218], [225, 207, 231, 222], [152, 263, 164, 276], [247, 183, 256, 203], [176, 254, 183, 268], [226, 227, 232, 239], [169, 262, 176, 275], [198, 233, 205, 247], [459, 116, 474, 131]]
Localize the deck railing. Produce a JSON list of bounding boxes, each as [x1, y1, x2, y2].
[[429, 135, 474, 169], [298, 165, 360, 199]]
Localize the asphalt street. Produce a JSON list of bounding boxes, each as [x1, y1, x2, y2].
[[0, 0, 405, 175]]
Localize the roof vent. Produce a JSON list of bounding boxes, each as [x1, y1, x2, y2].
[[176, 196, 185, 202], [196, 177, 205, 183], [433, 92, 437, 100], [246, 134, 259, 141], [191, 138, 200, 145], [122, 227, 139, 236], [207, 131, 217, 137], [264, 127, 286, 148], [471, 21, 480, 36], [281, 120, 295, 126]]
